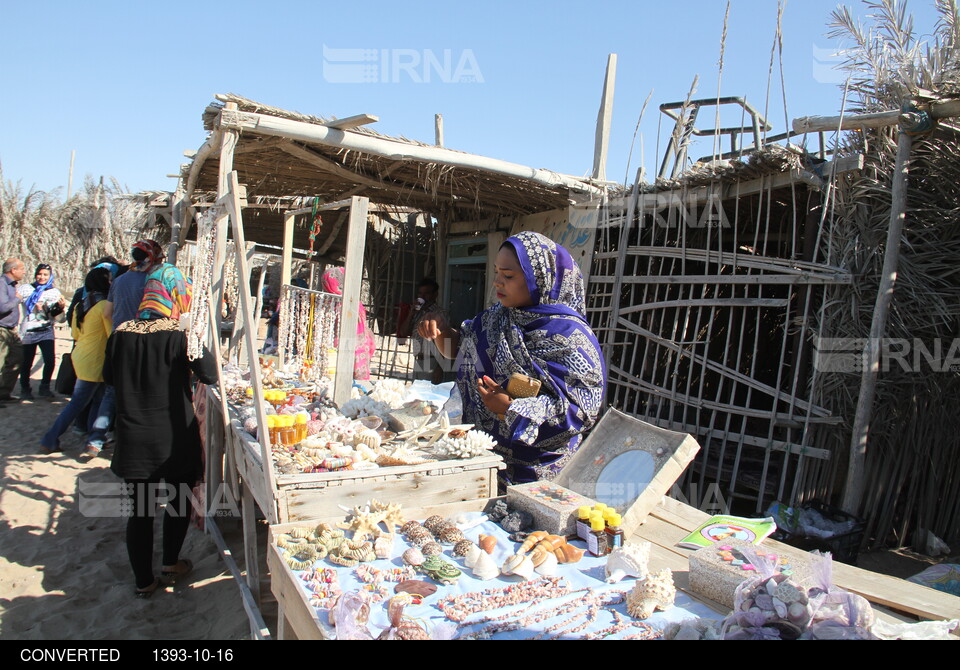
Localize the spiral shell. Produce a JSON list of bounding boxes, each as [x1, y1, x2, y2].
[[501, 554, 536, 580]]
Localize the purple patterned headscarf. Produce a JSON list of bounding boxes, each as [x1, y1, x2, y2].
[[456, 231, 605, 485]]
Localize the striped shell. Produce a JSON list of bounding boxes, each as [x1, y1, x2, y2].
[[437, 526, 465, 545]]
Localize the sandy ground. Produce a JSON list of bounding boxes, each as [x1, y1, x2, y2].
[[0, 327, 253, 640]]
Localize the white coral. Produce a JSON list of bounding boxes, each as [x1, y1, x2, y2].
[[430, 429, 496, 460]]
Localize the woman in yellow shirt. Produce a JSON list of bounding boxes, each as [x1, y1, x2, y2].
[[40, 268, 112, 455]]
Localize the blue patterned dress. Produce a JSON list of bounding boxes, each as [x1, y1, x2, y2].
[[456, 231, 606, 486]]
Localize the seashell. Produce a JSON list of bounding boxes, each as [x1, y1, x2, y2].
[[354, 428, 382, 450], [420, 541, 443, 556], [626, 569, 676, 619], [604, 542, 651, 583], [402, 547, 425, 566], [423, 515, 447, 534], [400, 520, 423, 536], [374, 535, 394, 559], [471, 551, 500, 581], [453, 539, 475, 557], [773, 582, 804, 605], [529, 546, 550, 567], [404, 526, 434, 546], [533, 551, 558, 577], [518, 531, 548, 555], [478, 534, 497, 554], [394, 580, 437, 598], [358, 415, 383, 431], [554, 543, 585, 564], [437, 526, 464, 545], [501, 554, 536, 580], [464, 544, 484, 569]]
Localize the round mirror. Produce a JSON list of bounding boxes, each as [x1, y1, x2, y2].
[[594, 450, 656, 509]]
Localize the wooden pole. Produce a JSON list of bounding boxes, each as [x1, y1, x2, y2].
[[281, 210, 295, 287], [223, 170, 279, 522], [842, 129, 913, 514], [333, 196, 369, 406], [593, 54, 617, 181], [67, 150, 75, 200], [793, 98, 960, 134], [435, 113, 444, 147]]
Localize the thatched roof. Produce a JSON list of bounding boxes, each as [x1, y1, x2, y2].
[[183, 94, 613, 222], [649, 144, 806, 192]]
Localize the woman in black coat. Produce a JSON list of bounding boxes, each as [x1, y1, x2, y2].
[[104, 263, 217, 597]]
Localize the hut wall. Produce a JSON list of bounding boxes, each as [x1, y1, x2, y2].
[[587, 181, 845, 516]]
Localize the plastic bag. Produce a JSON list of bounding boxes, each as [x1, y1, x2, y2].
[[722, 546, 808, 640]]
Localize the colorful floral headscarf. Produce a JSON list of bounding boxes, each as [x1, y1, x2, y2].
[[138, 263, 191, 319]]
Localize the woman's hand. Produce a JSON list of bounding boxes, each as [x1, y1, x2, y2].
[[477, 375, 511, 416]]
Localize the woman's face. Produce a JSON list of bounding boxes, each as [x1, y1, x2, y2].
[[493, 246, 532, 309], [35, 268, 51, 284]]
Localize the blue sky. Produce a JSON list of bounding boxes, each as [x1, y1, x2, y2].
[[0, 0, 946, 197]]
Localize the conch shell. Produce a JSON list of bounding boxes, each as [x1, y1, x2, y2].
[[605, 542, 651, 583], [501, 554, 536, 580], [626, 569, 676, 619]]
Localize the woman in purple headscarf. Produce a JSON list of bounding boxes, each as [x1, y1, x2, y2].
[[419, 231, 606, 486]]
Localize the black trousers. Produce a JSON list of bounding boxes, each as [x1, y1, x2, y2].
[[124, 479, 193, 589], [20, 338, 56, 389]]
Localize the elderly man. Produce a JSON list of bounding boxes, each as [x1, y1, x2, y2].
[[0, 258, 27, 403]]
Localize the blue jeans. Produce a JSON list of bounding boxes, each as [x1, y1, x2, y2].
[[41, 380, 104, 450], [87, 385, 115, 448]]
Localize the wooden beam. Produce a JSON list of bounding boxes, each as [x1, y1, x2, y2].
[[219, 108, 605, 195], [435, 113, 444, 147], [793, 98, 960, 134], [843, 130, 913, 514], [333, 197, 369, 405], [324, 113, 379, 130], [222, 170, 280, 523], [281, 211, 295, 288], [276, 140, 397, 192], [592, 54, 617, 181]]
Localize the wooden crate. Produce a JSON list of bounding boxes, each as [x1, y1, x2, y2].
[[226, 415, 503, 523], [268, 499, 496, 640]]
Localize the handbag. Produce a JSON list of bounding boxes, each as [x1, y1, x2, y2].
[[55, 352, 77, 395]]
